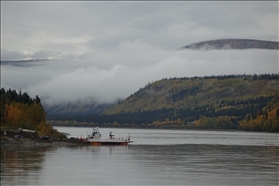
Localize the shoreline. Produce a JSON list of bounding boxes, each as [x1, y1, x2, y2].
[[1, 129, 90, 147], [1, 139, 91, 147], [52, 125, 278, 133]]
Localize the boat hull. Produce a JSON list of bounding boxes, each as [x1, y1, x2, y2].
[[88, 141, 132, 146], [84, 127, 133, 146]]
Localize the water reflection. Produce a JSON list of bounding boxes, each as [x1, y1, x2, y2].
[[67, 145, 130, 156], [128, 144, 279, 185], [1, 146, 56, 186]]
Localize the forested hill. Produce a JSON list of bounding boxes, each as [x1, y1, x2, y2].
[[178, 39, 279, 50], [43, 101, 113, 116], [105, 74, 279, 114], [102, 74, 279, 131], [51, 74, 279, 132]]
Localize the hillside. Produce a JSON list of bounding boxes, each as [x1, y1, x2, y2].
[[105, 74, 279, 114], [44, 101, 113, 116], [178, 39, 279, 50], [239, 93, 279, 131], [99, 74, 278, 131]]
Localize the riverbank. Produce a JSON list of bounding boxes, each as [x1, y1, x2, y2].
[[0, 129, 90, 146]]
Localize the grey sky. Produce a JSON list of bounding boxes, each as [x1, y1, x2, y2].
[[1, 1, 278, 105]]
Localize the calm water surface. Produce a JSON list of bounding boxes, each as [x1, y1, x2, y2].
[[1, 127, 278, 185]]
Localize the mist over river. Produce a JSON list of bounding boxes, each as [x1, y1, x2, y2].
[[1, 127, 278, 185]]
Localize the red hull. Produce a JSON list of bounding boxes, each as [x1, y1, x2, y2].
[[88, 141, 132, 146]]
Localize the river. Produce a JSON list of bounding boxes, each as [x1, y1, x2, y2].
[[1, 127, 278, 185]]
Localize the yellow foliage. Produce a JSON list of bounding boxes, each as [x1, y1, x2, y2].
[[3, 101, 65, 138], [194, 116, 235, 129], [239, 106, 279, 132], [4, 103, 22, 128]]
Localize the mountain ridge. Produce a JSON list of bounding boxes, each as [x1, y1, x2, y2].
[[178, 39, 279, 50]]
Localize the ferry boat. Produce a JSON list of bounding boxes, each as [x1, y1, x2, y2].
[[84, 127, 133, 146]]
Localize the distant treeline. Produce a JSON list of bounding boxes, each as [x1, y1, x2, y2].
[[160, 73, 279, 81]]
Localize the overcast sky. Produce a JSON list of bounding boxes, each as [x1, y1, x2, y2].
[[1, 1, 278, 105]]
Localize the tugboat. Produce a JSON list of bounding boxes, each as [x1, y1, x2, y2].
[[84, 127, 133, 146]]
